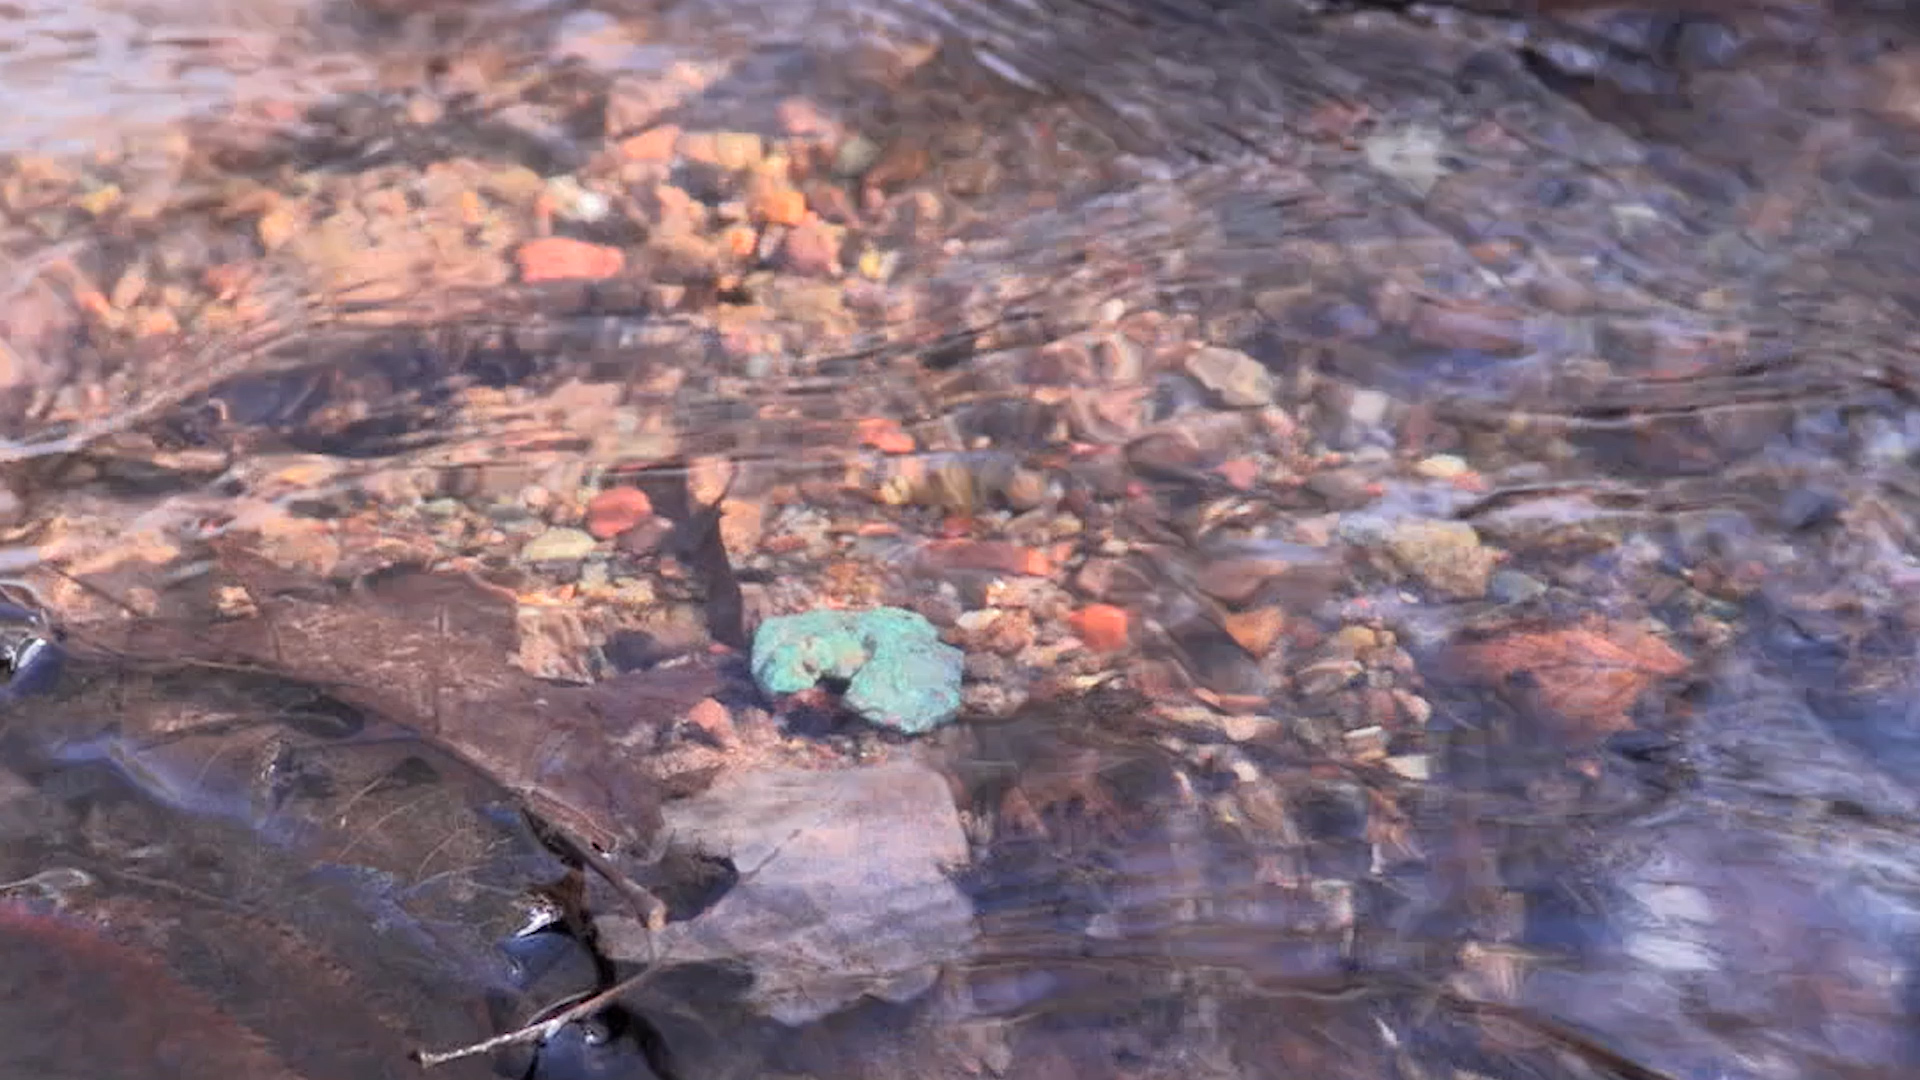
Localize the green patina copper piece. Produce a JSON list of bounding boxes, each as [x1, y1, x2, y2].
[[750, 607, 964, 734]]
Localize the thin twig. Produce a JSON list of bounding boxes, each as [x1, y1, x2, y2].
[[414, 827, 805, 1069]]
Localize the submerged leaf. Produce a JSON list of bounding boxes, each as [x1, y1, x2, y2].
[[1446, 618, 1691, 741]]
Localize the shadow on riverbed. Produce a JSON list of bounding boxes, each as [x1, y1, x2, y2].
[[5, 1, 1920, 1079]]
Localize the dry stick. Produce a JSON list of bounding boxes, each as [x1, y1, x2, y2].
[[413, 826, 807, 1069]]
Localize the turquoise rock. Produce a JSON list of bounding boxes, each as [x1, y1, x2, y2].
[[750, 607, 964, 734]]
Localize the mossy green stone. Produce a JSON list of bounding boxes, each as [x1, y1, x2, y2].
[[750, 608, 964, 734]]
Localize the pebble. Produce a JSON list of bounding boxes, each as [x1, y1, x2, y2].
[[833, 135, 882, 178], [1386, 754, 1431, 781], [1193, 545, 1328, 604], [750, 182, 808, 227], [1306, 468, 1379, 510], [1346, 388, 1392, 427], [517, 237, 625, 283], [1184, 346, 1274, 408], [1414, 454, 1470, 480], [782, 218, 841, 276], [719, 499, 766, 559], [578, 559, 611, 591], [1328, 624, 1378, 657], [1363, 124, 1448, 196], [1383, 519, 1496, 599], [545, 176, 610, 223], [1222, 607, 1287, 657], [639, 760, 973, 1023], [520, 526, 599, 563], [1488, 568, 1548, 604], [712, 132, 765, 171], [585, 486, 654, 540], [685, 697, 739, 747], [619, 125, 680, 162], [1069, 604, 1130, 652], [921, 540, 1051, 577], [1002, 468, 1049, 511]]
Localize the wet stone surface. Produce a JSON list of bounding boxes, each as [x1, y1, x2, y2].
[[1, 1, 1920, 1079]]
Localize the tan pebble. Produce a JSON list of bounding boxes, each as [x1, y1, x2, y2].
[[1184, 346, 1274, 408], [676, 131, 720, 165], [1218, 714, 1272, 742], [1223, 607, 1287, 658], [109, 265, 148, 310], [832, 134, 882, 178], [686, 456, 734, 505], [1414, 454, 1469, 480], [782, 218, 841, 276], [719, 498, 764, 557], [712, 132, 764, 170], [75, 184, 121, 216], [620, 125, 682, 162], [130, 308, 179, 338], [257, 207, 298, 252], [214, 585, 259, 620], [1329, 624, 1378, 656], [750, 183, 808, 226], [483, 166, 546, 205], [1343, 726, 1389, 762], [1002, 468, 1048, 511], [1383, 519, 1495, 599], [124, 586, 160, 617]]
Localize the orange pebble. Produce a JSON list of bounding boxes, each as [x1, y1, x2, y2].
[[685, 697, 739, 747], [752, 186, 808, 227], [584, 486, 654, 540], [857, 417, 916, 455], [723, 227, 758, 258], [1070, 604, 1130, 653], [75, 288, 112, 321], [516, 237, 625, 282], [619, 125, 681, 162]]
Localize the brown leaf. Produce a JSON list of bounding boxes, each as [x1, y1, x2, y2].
[[1447, 618, 1690, 741]]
